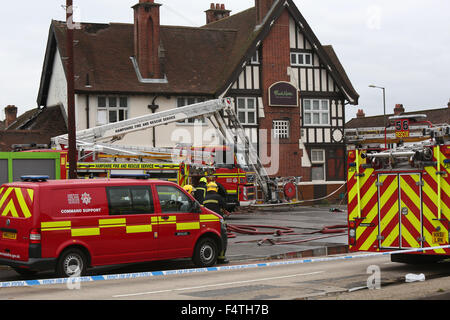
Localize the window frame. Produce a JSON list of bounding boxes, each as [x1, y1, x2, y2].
[[155, 185, 195, 214], [290, 52, 313, 67], [236, 97, 258, 126], [97, 96, 129, 125], [106, 186, 154, 216], [310, 149, 326, 181], [273, 120, 290, 139], [303, 99, 330, 126]]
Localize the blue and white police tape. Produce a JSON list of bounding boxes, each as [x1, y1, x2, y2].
[[1, 244, 449, 288]]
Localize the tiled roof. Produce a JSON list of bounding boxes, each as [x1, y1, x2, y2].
[[345, 107, 450, 129], [38, 1, 359, 105], [0, 105, 67, 151]]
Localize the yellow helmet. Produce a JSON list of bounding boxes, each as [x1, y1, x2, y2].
[[183, 185, 194, 194], [200, 177, 208, 184], [207, 182, 218, 192]]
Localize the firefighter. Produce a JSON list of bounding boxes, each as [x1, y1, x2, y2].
[[194, 177, 208, 203], [203, 182, 229, 264], [183, 184, 194, 195], [203, 182, 229, 217]]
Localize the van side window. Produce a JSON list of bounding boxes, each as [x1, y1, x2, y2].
[[156, 185, 193, 213], [107, 186, 154, 215]]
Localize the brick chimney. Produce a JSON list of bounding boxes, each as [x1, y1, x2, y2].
[[255, 0, 277, 25], [133, 0, 163, 79], [205, 3, 231, 24], [447, 99, 450, 109], [356, 109, 365, 118], [4, 105, 17, 128], [394, 104, 405, 115]]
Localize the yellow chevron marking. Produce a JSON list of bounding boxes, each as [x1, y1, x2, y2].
[[0, 188, 13, 210], [27, 189, 34, 201], [1, 200, 19, 218], [15, 188, 31, 218], [401, 226, 420, 248]]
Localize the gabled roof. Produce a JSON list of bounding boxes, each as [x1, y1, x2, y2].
[[345, 107, 450, 129], [37, 0, 359, 105]]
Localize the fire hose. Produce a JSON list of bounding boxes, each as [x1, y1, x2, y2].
[[226, 224, 347, 245]]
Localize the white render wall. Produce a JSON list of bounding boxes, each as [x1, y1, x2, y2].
[[46, 48, 67, 110], [74, 94, 220, 148]]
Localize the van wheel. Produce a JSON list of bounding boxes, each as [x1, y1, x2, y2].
[[193, 238, 218, 267], [56, 248, 88, 278]]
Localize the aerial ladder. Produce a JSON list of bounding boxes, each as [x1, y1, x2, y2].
[[52, 98, 274, 201]]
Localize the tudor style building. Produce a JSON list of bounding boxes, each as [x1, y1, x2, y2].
[[37, 0, 359, 196]]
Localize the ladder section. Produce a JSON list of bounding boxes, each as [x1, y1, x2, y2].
[[52, 98, 233, 147]]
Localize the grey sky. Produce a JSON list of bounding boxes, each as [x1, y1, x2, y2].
[[0, 0, 448, 122]]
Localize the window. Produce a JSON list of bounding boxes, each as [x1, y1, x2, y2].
[[107, 186, 154, 215], [291, 52, 312, 66], [250, 51, 260, 64], [273, 120, 290, 139], [177, 97, 207, 124], [97, 96, 128, 125], [156, 185, 193, 213], [311, 149, 325, 181], [236, 97, 257, 125], [303, 99, 330, 126]]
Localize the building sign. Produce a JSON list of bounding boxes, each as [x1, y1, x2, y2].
[[268, 82, 298, 107]]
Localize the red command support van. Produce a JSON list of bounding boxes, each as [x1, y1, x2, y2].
[[0, 176, 227, 277]]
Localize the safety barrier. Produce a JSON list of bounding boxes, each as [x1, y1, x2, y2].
[[1, 244, 449, 288]]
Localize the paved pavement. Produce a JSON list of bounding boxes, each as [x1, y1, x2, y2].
[[225, 204, 348, 262]]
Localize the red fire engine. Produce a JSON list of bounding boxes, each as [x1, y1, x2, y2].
[[346, 114, 450, 263]]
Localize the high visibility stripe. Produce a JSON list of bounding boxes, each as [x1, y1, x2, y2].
[[71, 228, 100, 237], [379, 176, 400, 248], [41, 221, 71, 229], [126, 225, 152, 234], [399, 175, 422, 248], [99, 218, 126, 228], [0, 188, 13, 211], [203, 200, 219, 205], [0, 188, 34, 219], [27, 189, 34, 202], [158, 216, 176, 224], [2, 201, 18, 218], [176, 222, 200, 230], [14, 188, 31, 219], [200, 214, 220, 222]]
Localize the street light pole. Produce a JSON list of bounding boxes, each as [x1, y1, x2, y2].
[[66, 0, 77, 179]]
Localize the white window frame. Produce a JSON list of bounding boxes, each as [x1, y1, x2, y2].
[[303, 99, 330, 126], [250, 51, 260, 65], [273, 120, 290, 139], [290, 52, 313, 67], [311, 149, 326, 181], [97, 96, 128, 125], [177, 97, 207, 125], [236, 97, 257, 125]]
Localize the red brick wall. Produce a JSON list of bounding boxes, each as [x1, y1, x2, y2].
[[133, 2, 162, 79], [260, 9, 303, 177]]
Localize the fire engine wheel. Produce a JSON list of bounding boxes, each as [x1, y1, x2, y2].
[[193, 237, 218, 267], [56, 248, 88, 278]]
